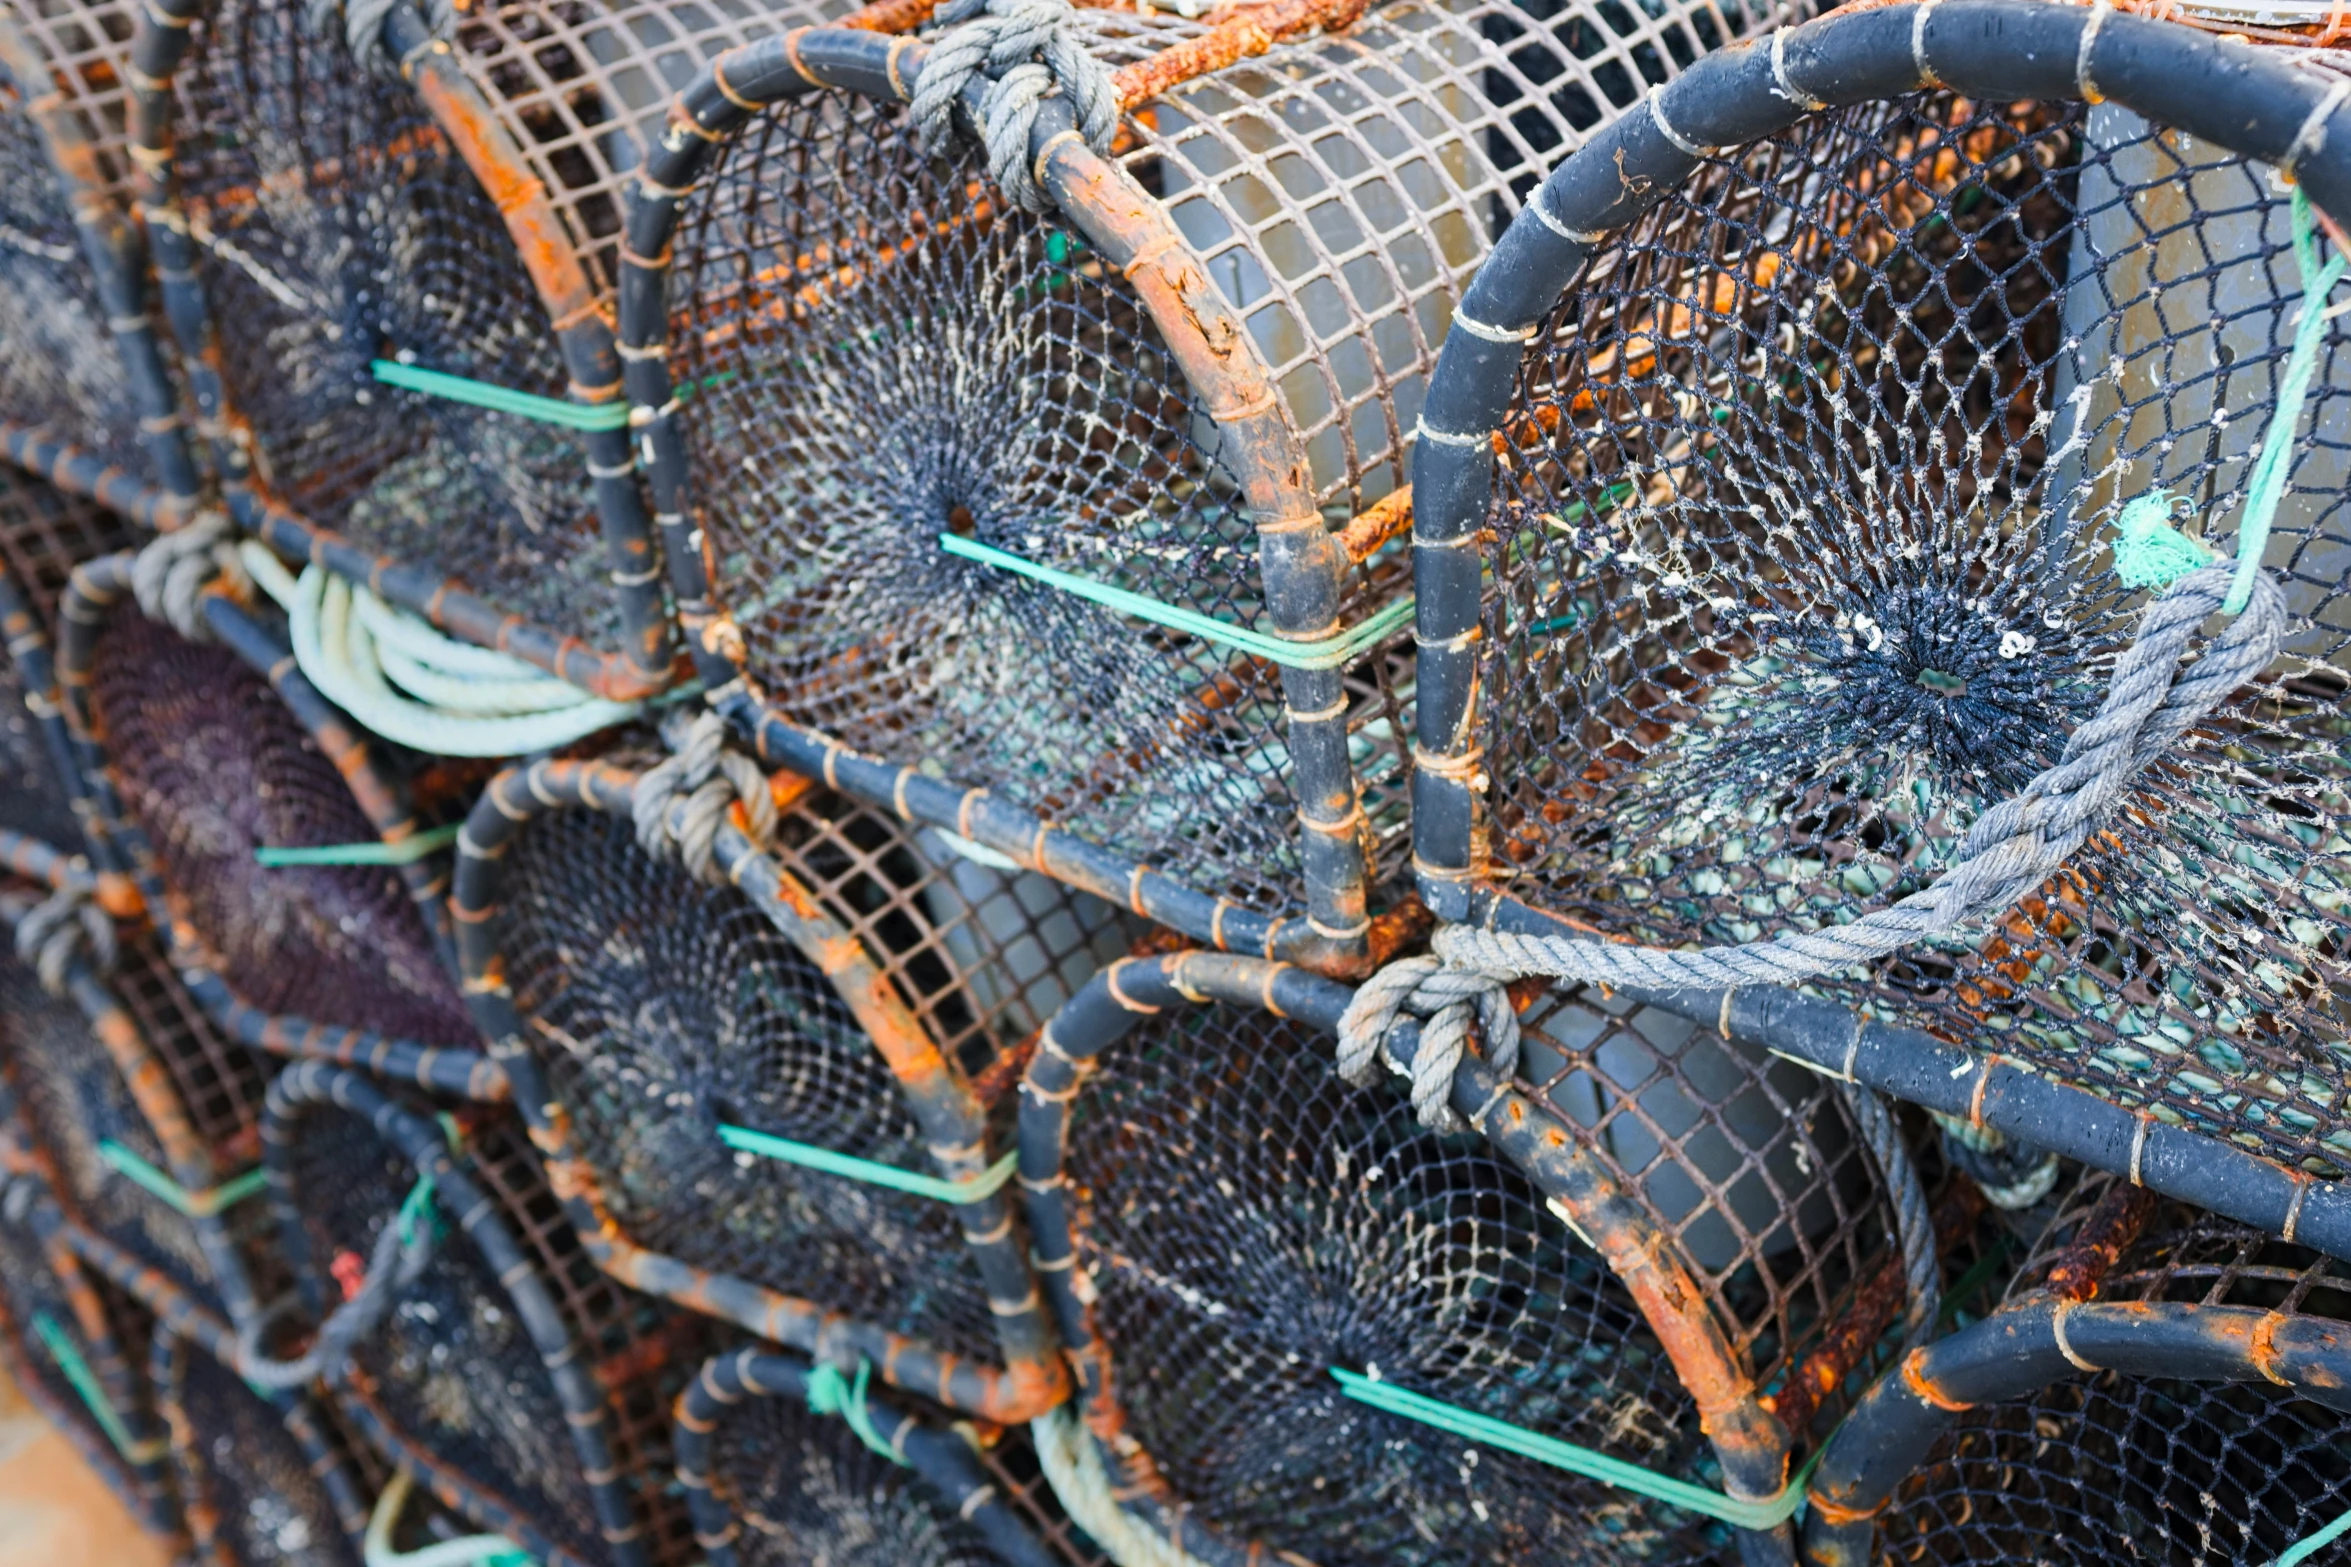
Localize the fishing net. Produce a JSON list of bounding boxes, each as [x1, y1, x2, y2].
[[1853, 1192, 2351, 1563], [493, 786, 1131, 1367], [659, 0, 1785, 912], [1478, 90, 2351, 1173], [162, 0, 613, 645], [84, 605, 476, 1047], [284, 1103, 697, 1567], [973, 1428, 1106, 1567], [0, 459, 135, 624], [164, 1347, 365, 1567], [1057, 1000, 1758, 1566]]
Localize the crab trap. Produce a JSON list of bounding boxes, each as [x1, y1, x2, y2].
[[261, 1060, 704, 1567], [1408, 1, 2351, 1183], [608, 0, 1788, 972], [450, 753, 1135, 1421]]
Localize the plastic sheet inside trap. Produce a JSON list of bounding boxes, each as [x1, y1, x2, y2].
[[88, 608, 475, 1046], [1065, 1004, 1731, 1566], [171, 1352, 360, 1567], [496, 794, 1132, 1366], [1482, 92, 2351, 1175]]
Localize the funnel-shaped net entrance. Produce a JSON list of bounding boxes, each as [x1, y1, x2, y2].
[[710, 1393, 1002, 1567], [1485, 94, 2351, 1173], [86, 609, 473, 1045], [1064, 1005, 1728, 1566], [172, 1354, 361, 1567], [168, 0, 611, 644], [496, 793, 1127, 1365]]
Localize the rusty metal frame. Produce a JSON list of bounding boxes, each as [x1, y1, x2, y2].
[[450, 755, 1072, 1423]]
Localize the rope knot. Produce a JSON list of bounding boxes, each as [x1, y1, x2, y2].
[[910, 0, 1119, 212], [631, 710, 778, 883], [305, 0, 457, 77], [130, 512, 239, 643], [14, 880, 116, 996], [1334, 955, 1521, 1132]]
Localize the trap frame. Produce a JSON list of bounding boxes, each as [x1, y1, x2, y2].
[[451, 753, 1135, 1422]]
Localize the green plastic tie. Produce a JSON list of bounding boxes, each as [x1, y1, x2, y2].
[[716, 1123, 1017, 1205], [96, 1139, 269, 1218], [370, 360, 630, 433], [939, 533, 1415, 672], [255, 822, 464, 868], [395, 1172, 439, 1250], [2281, 1501, 2351, 1567], [806, 1359, 905, 1466], [30, 1312, 163, 1463], [1331, 1368, 1822, 1530]]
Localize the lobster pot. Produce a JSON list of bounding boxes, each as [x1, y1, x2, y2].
[[280, 1101, 699, 1567], [83, 602, 474, 1046], [491, 783, 1131, 1369], [158, 1340, 370, 1567], [159, 0, 613, 645], [1469, 91, 2351, 1173], [655, 0, 1773, 915], [0, 444, 136, 620], [1054, 1000, 1803, 1566]]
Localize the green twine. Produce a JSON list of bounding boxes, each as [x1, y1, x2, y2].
[[370, 360, 630, 433], [395, 1172, 439, 1250], [715, 1124, 1017, 1205], [1330, 1369, 1823, 1530], [29, 1312, 161, 1462], [96, 1139, 268, 1218], [2111, 187, 2345, 610], [806, 1359, 905, 1466], [364, 1467, 535, 1567], [939, 533, 1415, 672], [255, 822, 464, 868], [2281, 1502, 2351, 1567]]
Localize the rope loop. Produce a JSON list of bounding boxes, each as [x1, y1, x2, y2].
[[1334, 954, 1520, 1132], [909, 0, 1118, 211], [305, 0, 455, 76], [237, 1171, 439, 1391], [130, 511, 240, 643], [1929, 1111, 2060, 1211], [13, 880, 116, 996], [804, 1359, 904, 1466], [631, 709, 777, 883]]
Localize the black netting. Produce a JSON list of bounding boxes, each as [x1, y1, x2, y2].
[[88, 608, 475, 1045], [1065, 1005, 1730, 1566], [168, 0, 614, 645], [173, 1353, 362, 1567], [498, 796, 1129, 1366], [0, 644, 80, 851], [710, 1392, 1001, 1567], [1486, 93, 2351, 1174]]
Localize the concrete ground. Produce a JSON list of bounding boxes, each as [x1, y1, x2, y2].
[[0, 1366, 173, 1567]]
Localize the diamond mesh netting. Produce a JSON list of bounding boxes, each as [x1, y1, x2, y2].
[[1480, 91, 2351, 1173], [494, 789, 1131, 1367], [163, 0, 614, 644], [85, 606, 476, 1045], [166, 1349, 364, 1567], [1058, 1001, 1742, 1566]]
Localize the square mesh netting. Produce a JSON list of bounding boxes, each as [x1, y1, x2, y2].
[[1482, 91, 2351, 1175], [167, 1351, 364, 1567]]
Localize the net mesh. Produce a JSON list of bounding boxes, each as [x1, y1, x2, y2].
[[1867, 1192, 2351, 1563], [1063, 1003, 1737, 1566], [1483, 92, 2351, 1175], [86, 606, 477, 1045], [167, 0, 611, 644], [974, 1426, 1108, 1567], [173, 1352, 363, 1567], [496, 791, 1132, 1366], [291, 1106, 695, 1567]]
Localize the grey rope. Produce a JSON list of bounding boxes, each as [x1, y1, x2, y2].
[[630, 710, 778, 883], [1334, 954, 1520, 1131], [129, 512, 238, 643], [304, 0, 455, 77], [1841, 1084, 1939, 1344], [909, 0, 1118, 212], [1930, 1111, 2061, 1211], [235, 1201, 437, 1391], [13, 882, 116, 996]]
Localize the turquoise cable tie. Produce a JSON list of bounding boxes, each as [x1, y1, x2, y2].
[[30, 1312, 162, 1463], [394, 1172, 439, 1250], [370, 360, 629, 433], [1330, 1368, 1820, 1530], [806, 1359, 905, 1466], [716, 1123, 1017, 1205], [255, 822, 464, 869], [2281, 1500, 2351, 1567], [97, 1139, 268, 1218], [938, 532, 1414, 672]]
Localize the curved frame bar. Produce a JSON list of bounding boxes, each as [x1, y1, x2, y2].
[[1800, 1293, 2351, 1564], [260, 1059, 655, 1567], [0, 12, 202, 510], [674, 1346, 1060, 1567], [613, 23, 1387, 973], [52, 551, 505, 1102], [450, 756, 1069, 1423], [1016, 950, 1794, 1565]]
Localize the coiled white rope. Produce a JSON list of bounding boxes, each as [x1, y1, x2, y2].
[[240, 543, 641, 757], [1030, 1409, 1212, 1567]]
